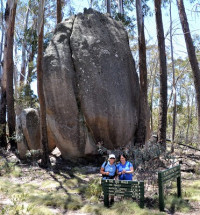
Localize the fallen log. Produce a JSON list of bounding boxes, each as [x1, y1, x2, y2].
[[177, 142, 200, 152]]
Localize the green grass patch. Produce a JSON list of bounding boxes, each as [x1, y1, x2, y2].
[[165, 195, 191, 213], [29, 206, 54, 215], [0, 176, 83, 213], [0, 160, 22, 177], [1, 204, 55, 215], [81, 200, 165, 215], [85, 178, 102, 198], [41, 180, 60, 190], [183, 180, 200, 202], [162, 177, 200, 213]]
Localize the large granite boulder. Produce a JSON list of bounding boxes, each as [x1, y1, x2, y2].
[[16, 108, 41, 158], [43, 9, 140, 159], [16, 108, 55, 158]]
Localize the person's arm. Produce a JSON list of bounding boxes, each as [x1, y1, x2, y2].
[[100, 167, 109, 176], [124, 166, 133, 174], [117, 169, 122, 175]]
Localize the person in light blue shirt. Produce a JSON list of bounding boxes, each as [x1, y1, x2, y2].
[[117, 154, 134, 180], [100, 154, 117, 179]]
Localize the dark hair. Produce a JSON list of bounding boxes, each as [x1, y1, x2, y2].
[[118, 153, 127, 161]]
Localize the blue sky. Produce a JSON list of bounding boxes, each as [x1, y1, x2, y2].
[[5, 0, 195, 95], [30, 0, 200, 94], [65, 0, 200, 58]]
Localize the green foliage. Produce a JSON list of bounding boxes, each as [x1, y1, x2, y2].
[[0, 124, 5, 137], [0, 159, 21, 177], [114, 13, 136, 34], [25, 28, 38, 54], [85, 178, 102, 198], [16, 83, 38, 109], [25, 149, 43, 162]]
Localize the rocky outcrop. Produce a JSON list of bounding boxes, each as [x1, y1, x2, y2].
[[43, 9, 140, 159], [16, 108, 41, 158], [16, 108, 55, 159]]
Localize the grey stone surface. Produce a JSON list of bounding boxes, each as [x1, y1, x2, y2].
[[16, 108, 55, 159], [43, 9, 140, 159], [16, 108, 41, 158]]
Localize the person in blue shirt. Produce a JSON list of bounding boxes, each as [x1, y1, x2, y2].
[[117, 154, 134, 180], [100, 154, 117, 179]]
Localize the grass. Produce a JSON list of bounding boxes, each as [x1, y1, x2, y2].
[[165, 195, 191, 213], [0, 159, 22, 177], [183, 180, 200, 202], [81, 200, 165, 215], [161, 178, 200, 213], [0, 156, 200, 215]]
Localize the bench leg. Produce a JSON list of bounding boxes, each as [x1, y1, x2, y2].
[[139, 181, 144, 208], [110, 195, 114, 206], [158, 173, 165, 211], [104, 194, 109, 207], [177, 176, 181, 198]]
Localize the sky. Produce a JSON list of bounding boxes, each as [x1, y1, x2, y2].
[[1, 0, 199, 94], [30, 0, 200, 94], [66, 0, 200, 58]]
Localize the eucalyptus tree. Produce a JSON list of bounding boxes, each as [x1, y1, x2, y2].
[[0, 0, 6, 147], [169, 0, 176, 151], [154, 0, 168, 150], [177, 0, 200, 136], [20, 1, 30, 85], [13, 0, 39, 115], [90, 0, 93, 8], [0, 0, 4, 77], [3, 0, 18, 150], [173, 59, 196, 144], [135, 0, 148, 146], [57, 0, 62, 23], [147, 45, 159, 131], [117, 0, 124, 15], [106, 0, 111, 14], [37, 0, 50, 167]]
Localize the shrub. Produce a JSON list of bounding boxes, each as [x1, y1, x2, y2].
[[85, 178, 102, 198]]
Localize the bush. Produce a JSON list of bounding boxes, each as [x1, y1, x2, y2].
[[85, 178, 102, 198]]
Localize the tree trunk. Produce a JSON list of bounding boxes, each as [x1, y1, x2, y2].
[[106, 0, 111, 14], [185, 93, 193, 145], [177, 0, 200, 135], [90, 0, 93, 8], [135, 0, 148, 146], [170, 0, 176, 152], [150, 58, 158, 132], [27, 49, 35, 83], [57, 0, 62, 24], [26, 17, 37, 84], [0, 88, 7, 148], [154, 0, 168, 150], [20, 6, 29, 84], [4, 0, 17, 150], [37, 0, 50, 168], [0, 0, 4, 77], [0, 0, 6, 148], [118, 0, 124, 15]]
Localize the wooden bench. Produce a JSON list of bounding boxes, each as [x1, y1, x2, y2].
[[158, 165, 181, 211], [101, 179, 144, 208]]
